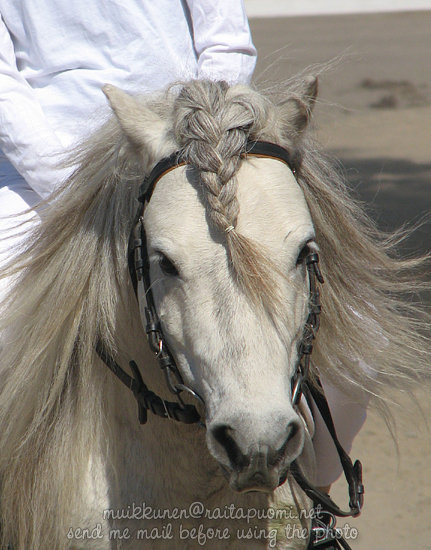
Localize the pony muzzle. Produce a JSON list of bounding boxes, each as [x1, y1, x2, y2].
[[208, 412, 304, 493]]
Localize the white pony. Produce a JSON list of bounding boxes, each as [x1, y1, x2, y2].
[[0, 78, 429, 550]]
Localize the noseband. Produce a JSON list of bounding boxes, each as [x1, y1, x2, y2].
[[96, 141, 363, 537]]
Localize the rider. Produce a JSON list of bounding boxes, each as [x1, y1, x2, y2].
[[0, 0, 256, 279], [0, 0, 366, 501]]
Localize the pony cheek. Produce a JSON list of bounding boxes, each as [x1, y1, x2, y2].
[[151, 280, 185, 338], [172, 352, 202, 390], [157, 307, 184, 350]]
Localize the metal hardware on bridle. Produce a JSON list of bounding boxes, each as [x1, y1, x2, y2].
[[291, 252, 324, 406], [95, 140, 364, 544], [143, 297, 184, 396]]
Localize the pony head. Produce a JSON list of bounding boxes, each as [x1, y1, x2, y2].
[[104, 79, 318, 492]]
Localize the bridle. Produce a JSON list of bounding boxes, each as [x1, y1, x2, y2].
[[96, 140, 364, 544]]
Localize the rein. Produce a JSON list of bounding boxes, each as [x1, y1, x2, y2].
[[96, 140, 363, 545]]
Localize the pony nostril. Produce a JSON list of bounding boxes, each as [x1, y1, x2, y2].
[[271, 420, 303, 466], [210, 415, 304, 475], [286, 419, 300, 442], [211, 424, 248, 469]]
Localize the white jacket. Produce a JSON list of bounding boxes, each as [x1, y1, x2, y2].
[[0, 0, 256, 199]]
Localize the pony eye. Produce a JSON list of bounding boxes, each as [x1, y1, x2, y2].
[[296, 244, 310, 266], [159, 254, 179, 277]]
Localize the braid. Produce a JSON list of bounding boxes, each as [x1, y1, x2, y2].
[[174, 81, 244, 235], [173, 80, 282, 310]]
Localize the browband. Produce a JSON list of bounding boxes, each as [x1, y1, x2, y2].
[[138, 140, 299, 204]]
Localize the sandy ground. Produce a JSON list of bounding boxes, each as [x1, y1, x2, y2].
[[250, 11, 431, 549]]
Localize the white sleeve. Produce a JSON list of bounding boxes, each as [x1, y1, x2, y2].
[[185, 0, 257, 84], [0, 16, 71, 199]]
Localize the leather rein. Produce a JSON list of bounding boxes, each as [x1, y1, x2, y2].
[[96, 140, 364, 529]]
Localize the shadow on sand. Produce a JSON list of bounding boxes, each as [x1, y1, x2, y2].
[[333, 155, 431, 303], [333, 155, 431, 254]]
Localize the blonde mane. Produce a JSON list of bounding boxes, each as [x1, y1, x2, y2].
[[0, 79, 430, 549]]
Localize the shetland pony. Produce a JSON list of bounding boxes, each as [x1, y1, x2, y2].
[[0, 78, 429, 549]]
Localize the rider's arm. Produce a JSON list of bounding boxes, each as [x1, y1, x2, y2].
[[0, 15, 70, 199], [185, 0, 257, 84]]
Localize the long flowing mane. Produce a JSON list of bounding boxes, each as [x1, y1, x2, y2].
[[0, 79, 430, 549]]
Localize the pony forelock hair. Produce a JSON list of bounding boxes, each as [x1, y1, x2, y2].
[[0, 78, 430, 548], [173, 80, 284, 310]]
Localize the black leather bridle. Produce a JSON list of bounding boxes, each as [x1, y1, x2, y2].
[[96, 141, 364, 545]]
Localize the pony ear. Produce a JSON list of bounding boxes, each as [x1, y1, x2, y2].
[[278, 76, 318, 137], [103, 84, 169, 159]]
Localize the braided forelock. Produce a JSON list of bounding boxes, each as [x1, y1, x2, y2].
[[173, 81, 284, 312]]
